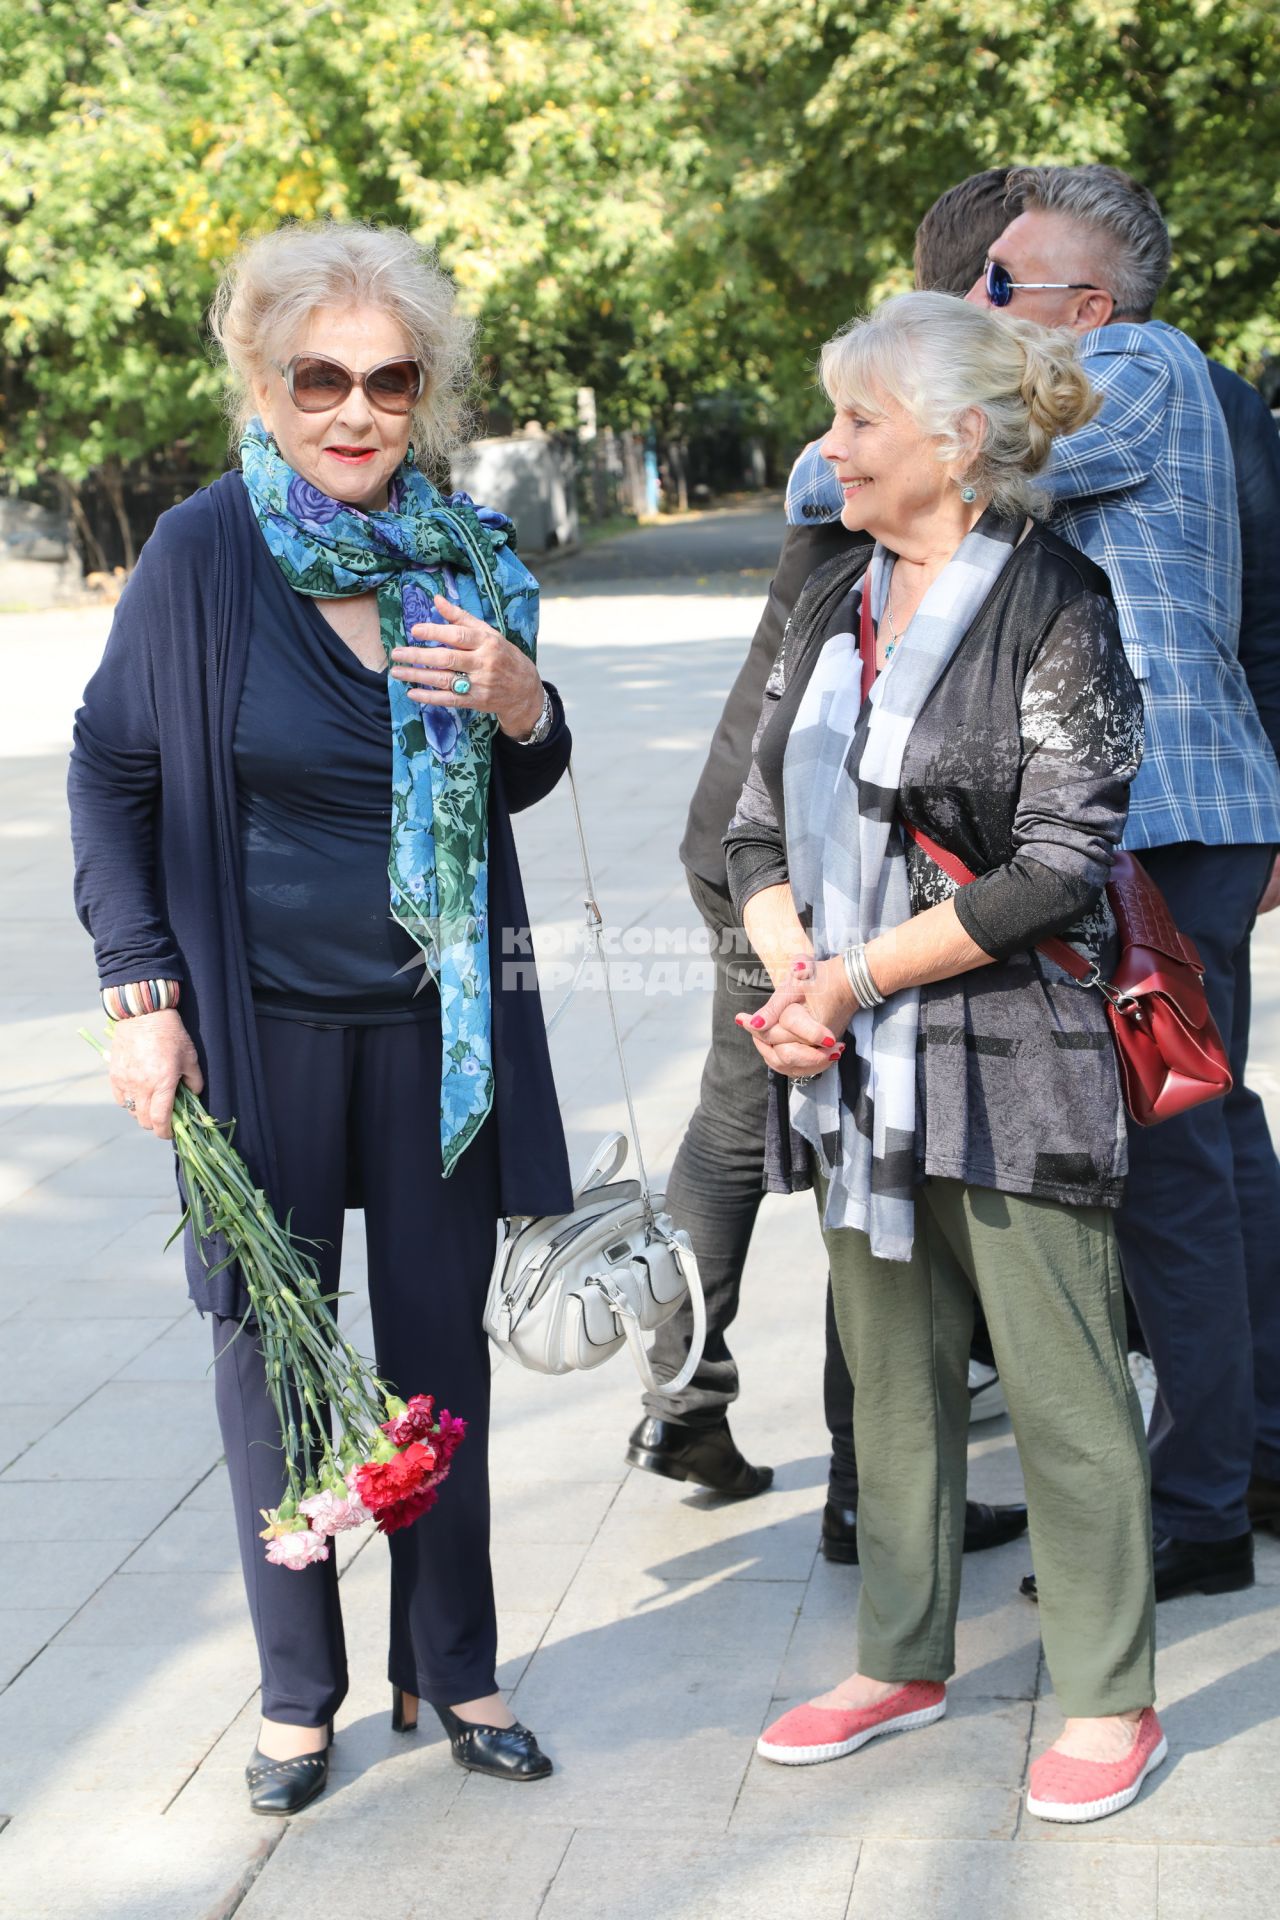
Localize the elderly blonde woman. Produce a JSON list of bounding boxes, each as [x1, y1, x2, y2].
[[725, 293, 1165, 1823], [68, 223, 571, 1813]]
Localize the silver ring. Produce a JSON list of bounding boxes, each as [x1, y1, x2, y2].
[[452, 675, 472, 696], [123, 1098, 137, 1111]]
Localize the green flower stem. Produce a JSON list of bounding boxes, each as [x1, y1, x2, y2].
[[81, 1030, 407, 1509]]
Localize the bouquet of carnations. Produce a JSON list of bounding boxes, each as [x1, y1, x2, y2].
[[86, 1033, 465, 1568]]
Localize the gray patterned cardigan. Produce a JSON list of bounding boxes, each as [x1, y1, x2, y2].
[[724, 523, 1144, 1211]]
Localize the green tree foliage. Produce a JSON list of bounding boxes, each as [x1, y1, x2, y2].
[[1, 0, 1276, 509]]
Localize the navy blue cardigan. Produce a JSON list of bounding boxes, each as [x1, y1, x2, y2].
[[68, 473, 573, 1316]]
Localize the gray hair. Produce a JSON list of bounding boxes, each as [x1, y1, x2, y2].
[[209, 222, 475, 468], [1004, 164, 1171, 320], [820, 292, 1100, 520]]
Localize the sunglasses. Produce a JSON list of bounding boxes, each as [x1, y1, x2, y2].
[[983, 259, 1107, 309], [274, 352, 425, 415]]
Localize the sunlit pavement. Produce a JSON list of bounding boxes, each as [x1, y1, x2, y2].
[[1, 503, 1277, 1919]]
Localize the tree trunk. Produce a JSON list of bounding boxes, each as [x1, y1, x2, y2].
[[100, 457, 136, 571], [56, 476, 109, 575]]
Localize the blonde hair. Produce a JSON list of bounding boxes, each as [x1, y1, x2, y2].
[[819, 291, 1100, 518], [209, 222, 475, 468]]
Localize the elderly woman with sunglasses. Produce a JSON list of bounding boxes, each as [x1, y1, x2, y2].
[[726, 293, 1165, 1824], [68, 223, 573, 1813]]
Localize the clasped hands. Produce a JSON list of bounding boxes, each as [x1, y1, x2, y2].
[[735, 955, 860, 1079], [390, 595, 545, 739]]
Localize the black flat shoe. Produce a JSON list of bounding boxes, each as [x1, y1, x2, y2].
[[1020, 1528, 1256, 1607], [821, 1498, 1029, 1565], [626, 1416, 773, 1498], [245, 1722, 333, 1816], [433, 1701, 553, 1781]]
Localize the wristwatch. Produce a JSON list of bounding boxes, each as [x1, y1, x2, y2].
[[515, 686, 555, 746]]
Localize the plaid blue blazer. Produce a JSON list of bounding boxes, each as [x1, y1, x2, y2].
[[785, 319, 1280, 852]]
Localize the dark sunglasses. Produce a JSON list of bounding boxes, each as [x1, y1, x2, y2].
[[983, 259, 1107, 309], [274, 352, 425, 415]]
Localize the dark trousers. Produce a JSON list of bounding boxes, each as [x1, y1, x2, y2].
[[213, 1012, 501, 1727], [1117, 841, 1280, 1541], [644, 870, 859, 1504]]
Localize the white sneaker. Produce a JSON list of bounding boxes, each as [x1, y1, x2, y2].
[[968, 1359, 1007, 1424], [1128, 1351, 1157, 1434]]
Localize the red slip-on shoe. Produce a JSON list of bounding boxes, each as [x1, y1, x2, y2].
[[1026, 1709, 1167, 1823], [756, 1681, 946, 1767]]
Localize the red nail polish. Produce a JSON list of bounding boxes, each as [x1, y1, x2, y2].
[[821, 1035, 835, 1048], [749, 1015, 766, 1030]]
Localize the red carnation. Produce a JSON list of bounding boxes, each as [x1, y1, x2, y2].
[[353, 1440, 437, 1515], [381, 1394, 437, 1446], [374, 1481, 442, 1535]]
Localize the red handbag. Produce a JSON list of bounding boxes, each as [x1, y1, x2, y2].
[[856, 580, 1232, 1126], [904, 825, 1232, 1127]]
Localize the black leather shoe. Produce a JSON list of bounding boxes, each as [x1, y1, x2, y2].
[[821, 1498, 1028, 1564], [433, 1702, 553, 1781], [820, 1501, 860, 1563], [245, 1724, 332, 1816], [1247, 1473, 1280, 1537], [1020, 1528, 1256, 1606], [625, 1417, 774, 1498]]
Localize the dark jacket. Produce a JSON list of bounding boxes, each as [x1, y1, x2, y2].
[[722, 523, 1144, 1211], [1208, 359, 1280, 762], [724, 524, 1141, 960], [68, 473, 573, 1317], [679, 520, 859, 890]]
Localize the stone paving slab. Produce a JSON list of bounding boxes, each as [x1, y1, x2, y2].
[[1, 514, 1279, 1918]]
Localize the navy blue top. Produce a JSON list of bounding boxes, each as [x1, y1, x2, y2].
[[68, 473, 574, 1317], [235, 537, 436, 1023]]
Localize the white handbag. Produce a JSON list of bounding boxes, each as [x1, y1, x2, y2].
[[484, 766, 707, 1395]]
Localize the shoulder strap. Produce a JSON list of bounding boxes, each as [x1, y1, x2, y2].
[[900, 818, 1090, 983]]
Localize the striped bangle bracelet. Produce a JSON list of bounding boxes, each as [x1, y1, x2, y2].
[[841, 943, 884, 1010], [101, 979, 181, 1021]]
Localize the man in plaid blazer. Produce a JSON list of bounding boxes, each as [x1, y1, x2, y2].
[[963, 165, 1280, 1601]]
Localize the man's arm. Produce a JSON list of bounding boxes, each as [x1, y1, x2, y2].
[[1043, 332, 1172, 502]]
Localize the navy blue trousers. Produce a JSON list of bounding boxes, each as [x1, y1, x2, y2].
[[1117, 841, 1280, 1541], [213, 1012, 501, 1726]]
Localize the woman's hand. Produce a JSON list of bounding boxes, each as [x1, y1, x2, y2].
[[107, 1011, 204, 1141], [390, 596, 544, 739], [735, 956, 859, 1080]]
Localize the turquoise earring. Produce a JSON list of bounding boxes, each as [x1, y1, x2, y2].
[[961, 484, 977, 503]]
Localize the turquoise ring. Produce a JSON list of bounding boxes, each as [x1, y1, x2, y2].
[[452, 675, 472, 696]]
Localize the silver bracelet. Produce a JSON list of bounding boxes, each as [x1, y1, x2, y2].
[[515, 686, 554, 746], [841, 941, 884, 1009]]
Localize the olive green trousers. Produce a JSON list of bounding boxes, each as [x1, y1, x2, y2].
[[819, 1175, 1156, 1717]]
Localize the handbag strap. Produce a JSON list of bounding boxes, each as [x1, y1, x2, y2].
[[602, 1237, 708, 1396], [541, 758, 654, 1209], [902, 820, 1090, 983]]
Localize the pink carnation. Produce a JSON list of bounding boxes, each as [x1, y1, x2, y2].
[[299, 1487, 372, 1535], [264, 1526, 331, 1570]]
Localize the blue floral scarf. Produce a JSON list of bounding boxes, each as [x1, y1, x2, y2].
[[239, 423, 540, 1175]]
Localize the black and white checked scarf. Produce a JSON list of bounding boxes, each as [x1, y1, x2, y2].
[[781, 507, 1022, 1260]]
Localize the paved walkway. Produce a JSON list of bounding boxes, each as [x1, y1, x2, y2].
[[1, 505, 1278, 1920]]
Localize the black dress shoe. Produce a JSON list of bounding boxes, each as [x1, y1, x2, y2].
[[1020, 1528, 1256, 1606], [433, 1701, 553, 1781], [245, 1724, 332, 1816], [1247, 1473, 1280, 1537], [821, 1498, 1028, 1564], [625, 1417, 773, 1497]]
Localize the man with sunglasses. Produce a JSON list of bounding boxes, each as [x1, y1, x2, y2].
[[958, 164, 1280, 1606]]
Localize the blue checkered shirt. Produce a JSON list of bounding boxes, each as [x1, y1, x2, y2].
[[785, 319, 1280, 851]]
